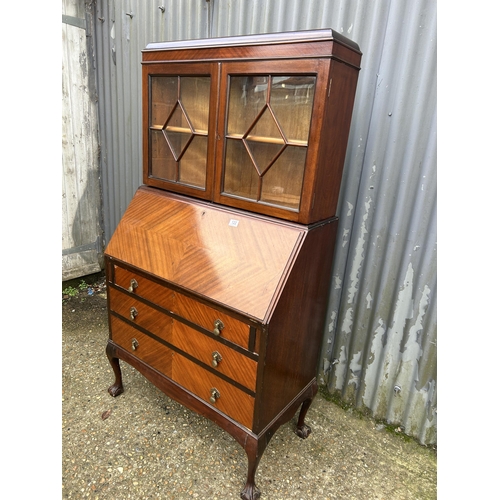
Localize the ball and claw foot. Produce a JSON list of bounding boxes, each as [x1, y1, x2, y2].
[[108, 383, 124, 397], [294, 422, 312, 439], [240, 483, 261, 500]]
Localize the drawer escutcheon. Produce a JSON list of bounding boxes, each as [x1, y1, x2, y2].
[[131, 338, 139, 351]]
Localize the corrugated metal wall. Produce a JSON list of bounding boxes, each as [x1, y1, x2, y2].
[[320, 0, 437, 446], [62, 0, 104, 280], [93, 0, 437, 444]]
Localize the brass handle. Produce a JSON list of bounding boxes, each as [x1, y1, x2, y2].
[[211, 351, 222, 368], [213, 319, 224, 336], [131, 338, 139, 351], [209, 388, 220, 404], [128, 278, 138, 293], [130, 307, 138, 320]]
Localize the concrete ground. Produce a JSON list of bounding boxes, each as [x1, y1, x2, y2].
[[62, 275, 436, 499]]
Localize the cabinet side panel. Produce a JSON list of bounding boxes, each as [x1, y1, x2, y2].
[[308, 61, 360, 222], [255, 219, 338, 432]]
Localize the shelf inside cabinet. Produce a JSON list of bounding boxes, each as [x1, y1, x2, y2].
[[226, 133, 307, 147], [151, 125, 209, 135]]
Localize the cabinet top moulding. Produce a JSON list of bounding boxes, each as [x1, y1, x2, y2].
[[142, 28, 362, 69]]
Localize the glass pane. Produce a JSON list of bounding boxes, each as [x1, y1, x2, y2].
[[180, 77, 210, 133], [247, 107, 283, 142], [246, 140, 284, 175], [223, 139, 259, 200], [246, 107, 284, 174], [227, 76, 268, 135], [179, 136, 207, 188], [261, 146, 307, 209], [270, 76, 316, 143], [151, 77, 178, 127], [150, 130, 176, 181], [165, 105, 192, 160]]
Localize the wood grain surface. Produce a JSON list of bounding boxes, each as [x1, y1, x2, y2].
[[109, 287, 173, 344], [114, 265, 175, 311], [110, 315, 173, 376], [105, 187, 304, 321], [112, 263, 252, 348], [172, 320, 257, 391], [173, 291, 251, 348], [172, 352, 255, 429]]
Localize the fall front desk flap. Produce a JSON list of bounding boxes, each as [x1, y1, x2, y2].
[[105, 186, 308, 322]]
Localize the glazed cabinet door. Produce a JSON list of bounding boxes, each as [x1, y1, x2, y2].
[[143, 62, 219, 199], [214, 59, 331, 222]]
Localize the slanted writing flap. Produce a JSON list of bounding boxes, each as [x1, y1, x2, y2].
[[105, 187, 305, 321]]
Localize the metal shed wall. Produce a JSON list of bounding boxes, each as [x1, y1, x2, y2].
[[93, 0, 437, 444]]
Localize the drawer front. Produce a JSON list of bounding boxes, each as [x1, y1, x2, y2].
[[114, 265, 175, 311], [109, 287, 173, 344], [172, 321, 257, 391], [112, 264, 252, 350], [172, 353, 255, 430], [110, 287, 256, 392], [173, 292, 250, 349], [110, 316, 254, 430], [110, 315, 173, 376]]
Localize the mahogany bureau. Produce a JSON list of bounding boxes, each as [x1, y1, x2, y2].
[[105, 29, 361, 499]]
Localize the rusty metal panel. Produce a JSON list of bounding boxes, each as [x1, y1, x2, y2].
[[62, 0, 103, 280], [92, 0, 437, 444], [316, 0, 437, 445]]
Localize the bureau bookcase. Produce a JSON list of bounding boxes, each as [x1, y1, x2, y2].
[[105, 29, 361, 499]]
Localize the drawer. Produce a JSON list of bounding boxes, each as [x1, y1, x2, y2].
[[109, 287, 173, 344], [172, 353, 255, 430], [114, 265, 175, 311], [172, 321, 257, 392], [110, 287, 257, 392], [110, 315, 173, 376], [113, 264, 252, 350], [110, 315, 254, 430], [173, 293, 251, 350]]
